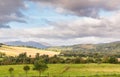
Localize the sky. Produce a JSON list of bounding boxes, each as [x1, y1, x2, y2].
[[0, 0, 120, 46]]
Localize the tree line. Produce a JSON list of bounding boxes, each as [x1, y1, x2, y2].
[[0, 52, 119, 65]]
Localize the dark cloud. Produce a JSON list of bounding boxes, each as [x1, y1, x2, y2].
[[0, 0, 26, 28], [0, 24, 10, 29], [31, 0, 120, 17]]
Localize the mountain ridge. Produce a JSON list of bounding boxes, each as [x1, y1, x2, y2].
[[4, 41, 50, 49], [47, 41, 120, 52]]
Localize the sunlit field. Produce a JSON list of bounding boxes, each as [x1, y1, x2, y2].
[[0, 45, 59, 57], [1, 64, 120, 77]]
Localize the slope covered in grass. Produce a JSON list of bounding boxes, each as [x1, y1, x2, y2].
[[1, 64, 120, 77], [0, 45, 60, 57], [47, 41, 120, 52]]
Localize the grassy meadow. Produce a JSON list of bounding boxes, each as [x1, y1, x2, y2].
[[1, 64, 120, 77]]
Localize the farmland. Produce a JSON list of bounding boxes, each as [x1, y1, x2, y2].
[[1, 64, 120, 77], [0, 43, 120, 77], [0, 45, 59, 57]]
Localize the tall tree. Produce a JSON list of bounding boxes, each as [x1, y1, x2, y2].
[[9, 67, 14, 77], [33, 60, 48, 77], [23, 65, 30, 77]]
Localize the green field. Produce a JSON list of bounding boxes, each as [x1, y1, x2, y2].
[[1, 64, 120, 77]]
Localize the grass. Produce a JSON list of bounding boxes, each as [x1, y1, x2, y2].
[[1, 64, 120, 77], [0, 45, 60, 57]]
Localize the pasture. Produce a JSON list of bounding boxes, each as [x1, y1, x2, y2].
[[0, 64, 120, 77]]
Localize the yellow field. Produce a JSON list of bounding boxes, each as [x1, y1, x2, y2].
[[0, 45, 60, 57]]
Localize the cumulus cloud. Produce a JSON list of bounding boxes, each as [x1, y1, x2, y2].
[[23, 11, 120, 40], [0, 0, 26, 28], [0, 0, 120, 45], [0, 10, 120, 45], [31, 0, 120, 17]]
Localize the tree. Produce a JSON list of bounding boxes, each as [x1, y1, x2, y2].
[[108, 56, 118, 64], [23, 65, 30, 77], [9, 67, 14, 77], [102, 56, 109, 63], [33, 60, 48, 77], [35, 53, 40, 60], [17, 52, 27, 64]]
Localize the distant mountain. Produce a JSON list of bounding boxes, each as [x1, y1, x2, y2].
[[47, 41, 120, 52], [4, 41, 50, 48]]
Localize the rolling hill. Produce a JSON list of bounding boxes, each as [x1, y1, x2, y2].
[[47, 41, 120, 52], [0, 41, 120, 57], [4, 41, 50, 48], [0, 44, 59, 57]]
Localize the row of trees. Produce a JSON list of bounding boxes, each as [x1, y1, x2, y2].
[[9, 60, 48, 77], [61, 50, 120, 58], [0, 52, 119, 65]]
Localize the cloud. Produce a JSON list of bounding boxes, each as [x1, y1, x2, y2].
[[0, 10, 120, 45], [31, 0, 120, 17], [0, 0, 26, 28], [0, 24, 10, 29], [0, 0, 120, 45], [24, 11, 120, 40]]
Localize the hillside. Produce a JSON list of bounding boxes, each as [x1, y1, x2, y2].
[[47, 41, 120, 52], [0, 45, 59, 57], [4, 41, 50, 48]]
